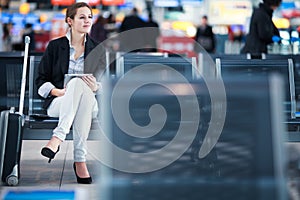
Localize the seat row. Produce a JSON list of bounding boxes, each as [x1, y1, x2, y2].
[[0, 52, 199, 140], [0, 51, 299, 139], [199, 53, 300, 131]]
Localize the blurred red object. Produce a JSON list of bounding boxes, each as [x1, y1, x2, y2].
[[35, 32, 50, 52], [157, 36, 196, 57], [88, 0, 101, 6], [51, 0, 74, 6], [282, 9, 300, 18], [101, 0, 125, 6]]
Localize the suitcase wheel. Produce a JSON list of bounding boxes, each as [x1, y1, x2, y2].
[[6, 175, 18, 186]]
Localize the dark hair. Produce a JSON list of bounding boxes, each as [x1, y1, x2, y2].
[[25, 23, 33, 29], [132, 7, 138, 14], [263, 0, 282, 7], [65, 2, 92, 25], [202, 15, 208, 20]]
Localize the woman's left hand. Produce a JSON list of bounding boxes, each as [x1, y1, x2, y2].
[[81, 75, 98, 92]]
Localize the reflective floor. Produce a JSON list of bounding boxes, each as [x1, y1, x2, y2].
[[0, 140, 102, 199], [1, 141, 300, 199]]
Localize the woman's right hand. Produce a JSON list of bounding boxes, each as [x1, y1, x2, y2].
[[50, 88, 66, 97]]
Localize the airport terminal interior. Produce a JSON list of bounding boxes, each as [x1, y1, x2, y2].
[[1, 0, 300, 199]]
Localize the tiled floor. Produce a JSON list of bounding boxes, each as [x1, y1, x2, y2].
[[0, 140, 102, 199], [287, 142, 300, 200], [1, 140, 300, 199]]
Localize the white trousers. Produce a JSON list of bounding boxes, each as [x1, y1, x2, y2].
[[47, 78, 98, 162]]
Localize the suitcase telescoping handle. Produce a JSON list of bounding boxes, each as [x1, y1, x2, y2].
[[18, 36, 30, 115]]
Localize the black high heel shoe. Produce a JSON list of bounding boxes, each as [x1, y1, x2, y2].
[[41, 146, 60, 163], [73, 163, 92, 184]]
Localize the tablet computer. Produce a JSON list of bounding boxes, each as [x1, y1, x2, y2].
[[64, 73, 93, 87]]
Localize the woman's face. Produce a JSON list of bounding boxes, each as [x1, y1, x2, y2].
[[69, 6, 92, 34]]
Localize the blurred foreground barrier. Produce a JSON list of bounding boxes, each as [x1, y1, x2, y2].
[[98, 74, 288, 200]]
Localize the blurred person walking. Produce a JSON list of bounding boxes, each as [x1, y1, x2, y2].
[[144, 12, 160, 52], [37, 2, 105, 184], [119, 7, 145, 32], [2, 23, 13, 51], [241, 0, 282, 55], [0, 22, 3, 51], [90, 14, 107, 43], [194, 15, 216, 53], [119, 7, 146, 52]]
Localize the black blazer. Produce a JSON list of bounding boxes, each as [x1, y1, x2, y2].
[[36, 34, 106, 109]]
